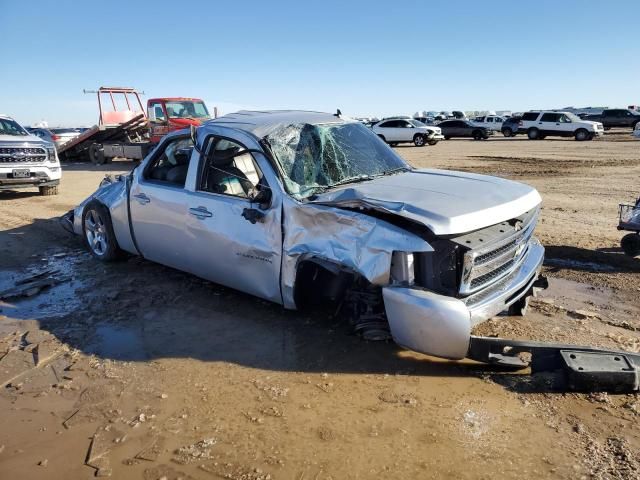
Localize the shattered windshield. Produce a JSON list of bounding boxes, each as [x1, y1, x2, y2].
[[265, 122, 410, 199], [0, 118, 28, 136]]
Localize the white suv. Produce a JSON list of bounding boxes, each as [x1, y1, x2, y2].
[[0, 115, 61, 195], [520, 111, 604, 141], [372, 118, 444, 146], [472, 115, 505, 132]]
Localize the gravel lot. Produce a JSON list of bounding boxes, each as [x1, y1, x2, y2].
[[1, 131, 639, 479]]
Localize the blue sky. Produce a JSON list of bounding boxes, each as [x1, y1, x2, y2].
[[1, 0, 638, 126]]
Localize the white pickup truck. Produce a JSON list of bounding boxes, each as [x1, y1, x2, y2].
[[472, 115, 505, 132], [0, 115, 61, 195]]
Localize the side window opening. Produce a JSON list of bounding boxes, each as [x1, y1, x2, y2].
[[144, 136, 194, 187], [199, 138, 264, 199]]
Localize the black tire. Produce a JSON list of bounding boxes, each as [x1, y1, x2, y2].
[[632, 121, 639, 130], [574, 129, 589, 141], [621, 233, 640, 257], [527, 128, 540, 140], [508, 295, 530, 316], [472, 130, 483, 140], [39, 185, 58, 196], [389, 142, 398, 147], [82, 201, 123, 261], [89, 143, 106, 165], [413, 134, 426, 147], [427, 140, 438, 146], [502, 127, 514, 137], [377, 135, 386, 143], [444, 136, 450, 140]]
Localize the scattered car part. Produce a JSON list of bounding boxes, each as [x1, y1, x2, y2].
[[467, 336, 640, 392]]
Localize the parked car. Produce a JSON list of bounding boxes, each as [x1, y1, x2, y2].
[[62, 110, 546, 360], [583, 109, 640, 130], [413, 116, 435, 125], [520, 111, 604, 141], [0, 115, 61, 195], [27, 127, 55, 144], [451, 111, 466, 119], [501, 116, 522, 137], [472, 115, 505, 132], [372, 118, 444, 146], [49, 128, 82, 149], [438, 120, 493, 140]]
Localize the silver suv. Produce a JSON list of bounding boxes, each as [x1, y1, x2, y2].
[[0, 115, 61, 195]]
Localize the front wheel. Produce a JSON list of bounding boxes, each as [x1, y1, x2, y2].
[[413, 134, 426, 147], [621, 233, 640, 257], [39, 185, 58, 196], [502, 128, 513, 137], [472, 130, 483, 140], [427, 140, 438, 146], [574, 129, 589, 141], [82, 201, 123, 261]]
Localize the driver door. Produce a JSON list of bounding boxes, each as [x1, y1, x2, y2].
[[183, 134, 283, 303]]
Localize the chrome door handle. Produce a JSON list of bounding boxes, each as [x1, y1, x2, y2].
[[189, 206, 212, 219], [134, 193, 150, 204]]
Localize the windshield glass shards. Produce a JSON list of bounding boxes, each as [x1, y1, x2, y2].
[[264, 122, 409, 199]]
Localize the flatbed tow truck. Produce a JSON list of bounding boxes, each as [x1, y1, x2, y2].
[[58, 87, 213, 164]]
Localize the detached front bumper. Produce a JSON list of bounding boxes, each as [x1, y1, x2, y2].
[[382, 239, 545, 359]]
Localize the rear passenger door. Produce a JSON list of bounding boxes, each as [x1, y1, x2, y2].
[[539, 112, 562, 135], [130, 134, 195, 269]]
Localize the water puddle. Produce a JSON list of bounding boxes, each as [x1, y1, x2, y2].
[[86, 323, 148, 361], [0, 250, 89, 320]]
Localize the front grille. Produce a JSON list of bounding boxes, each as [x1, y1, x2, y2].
[[460, 209, 538, 295], [0, 146, 47, 163]]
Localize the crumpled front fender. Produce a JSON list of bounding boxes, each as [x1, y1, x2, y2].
[[281, 197, 433, 309]]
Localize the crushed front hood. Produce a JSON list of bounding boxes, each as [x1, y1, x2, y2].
[[310, 169, 542, 236]]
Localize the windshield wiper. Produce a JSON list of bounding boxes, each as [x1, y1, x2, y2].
[[327, 174, 375, 189]]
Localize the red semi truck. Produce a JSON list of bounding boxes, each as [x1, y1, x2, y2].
[[58, 87, 214, 164]]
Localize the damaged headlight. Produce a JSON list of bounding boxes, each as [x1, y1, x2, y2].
[[413, 240, 462, 297]]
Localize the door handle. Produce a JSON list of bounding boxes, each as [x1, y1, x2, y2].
[[133, 193, 150, 204], [189, 206, 213, 219]]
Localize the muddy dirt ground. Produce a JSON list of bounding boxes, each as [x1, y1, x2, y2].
[[1, 131, 639, 479]]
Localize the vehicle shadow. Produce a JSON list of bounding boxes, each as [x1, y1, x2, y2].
[[0, 219, 593, 393], [0, 190, 43, 199]]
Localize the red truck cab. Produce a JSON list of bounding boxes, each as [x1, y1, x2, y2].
[[147, 97, 211, 143]]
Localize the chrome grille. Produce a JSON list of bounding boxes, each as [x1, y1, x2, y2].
[[460, 209, 538, 295], [0, 146, 47, 163]]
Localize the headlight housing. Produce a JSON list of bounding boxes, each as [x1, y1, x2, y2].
[[46, 145, 57, 162]]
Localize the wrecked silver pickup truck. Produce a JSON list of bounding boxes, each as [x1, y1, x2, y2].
[[63, 110, 547, 360]]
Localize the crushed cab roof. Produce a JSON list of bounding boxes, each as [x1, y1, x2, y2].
[[205, 110, 350, 137]]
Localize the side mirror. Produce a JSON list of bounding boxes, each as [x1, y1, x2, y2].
[[249, 187, 272, 210]]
